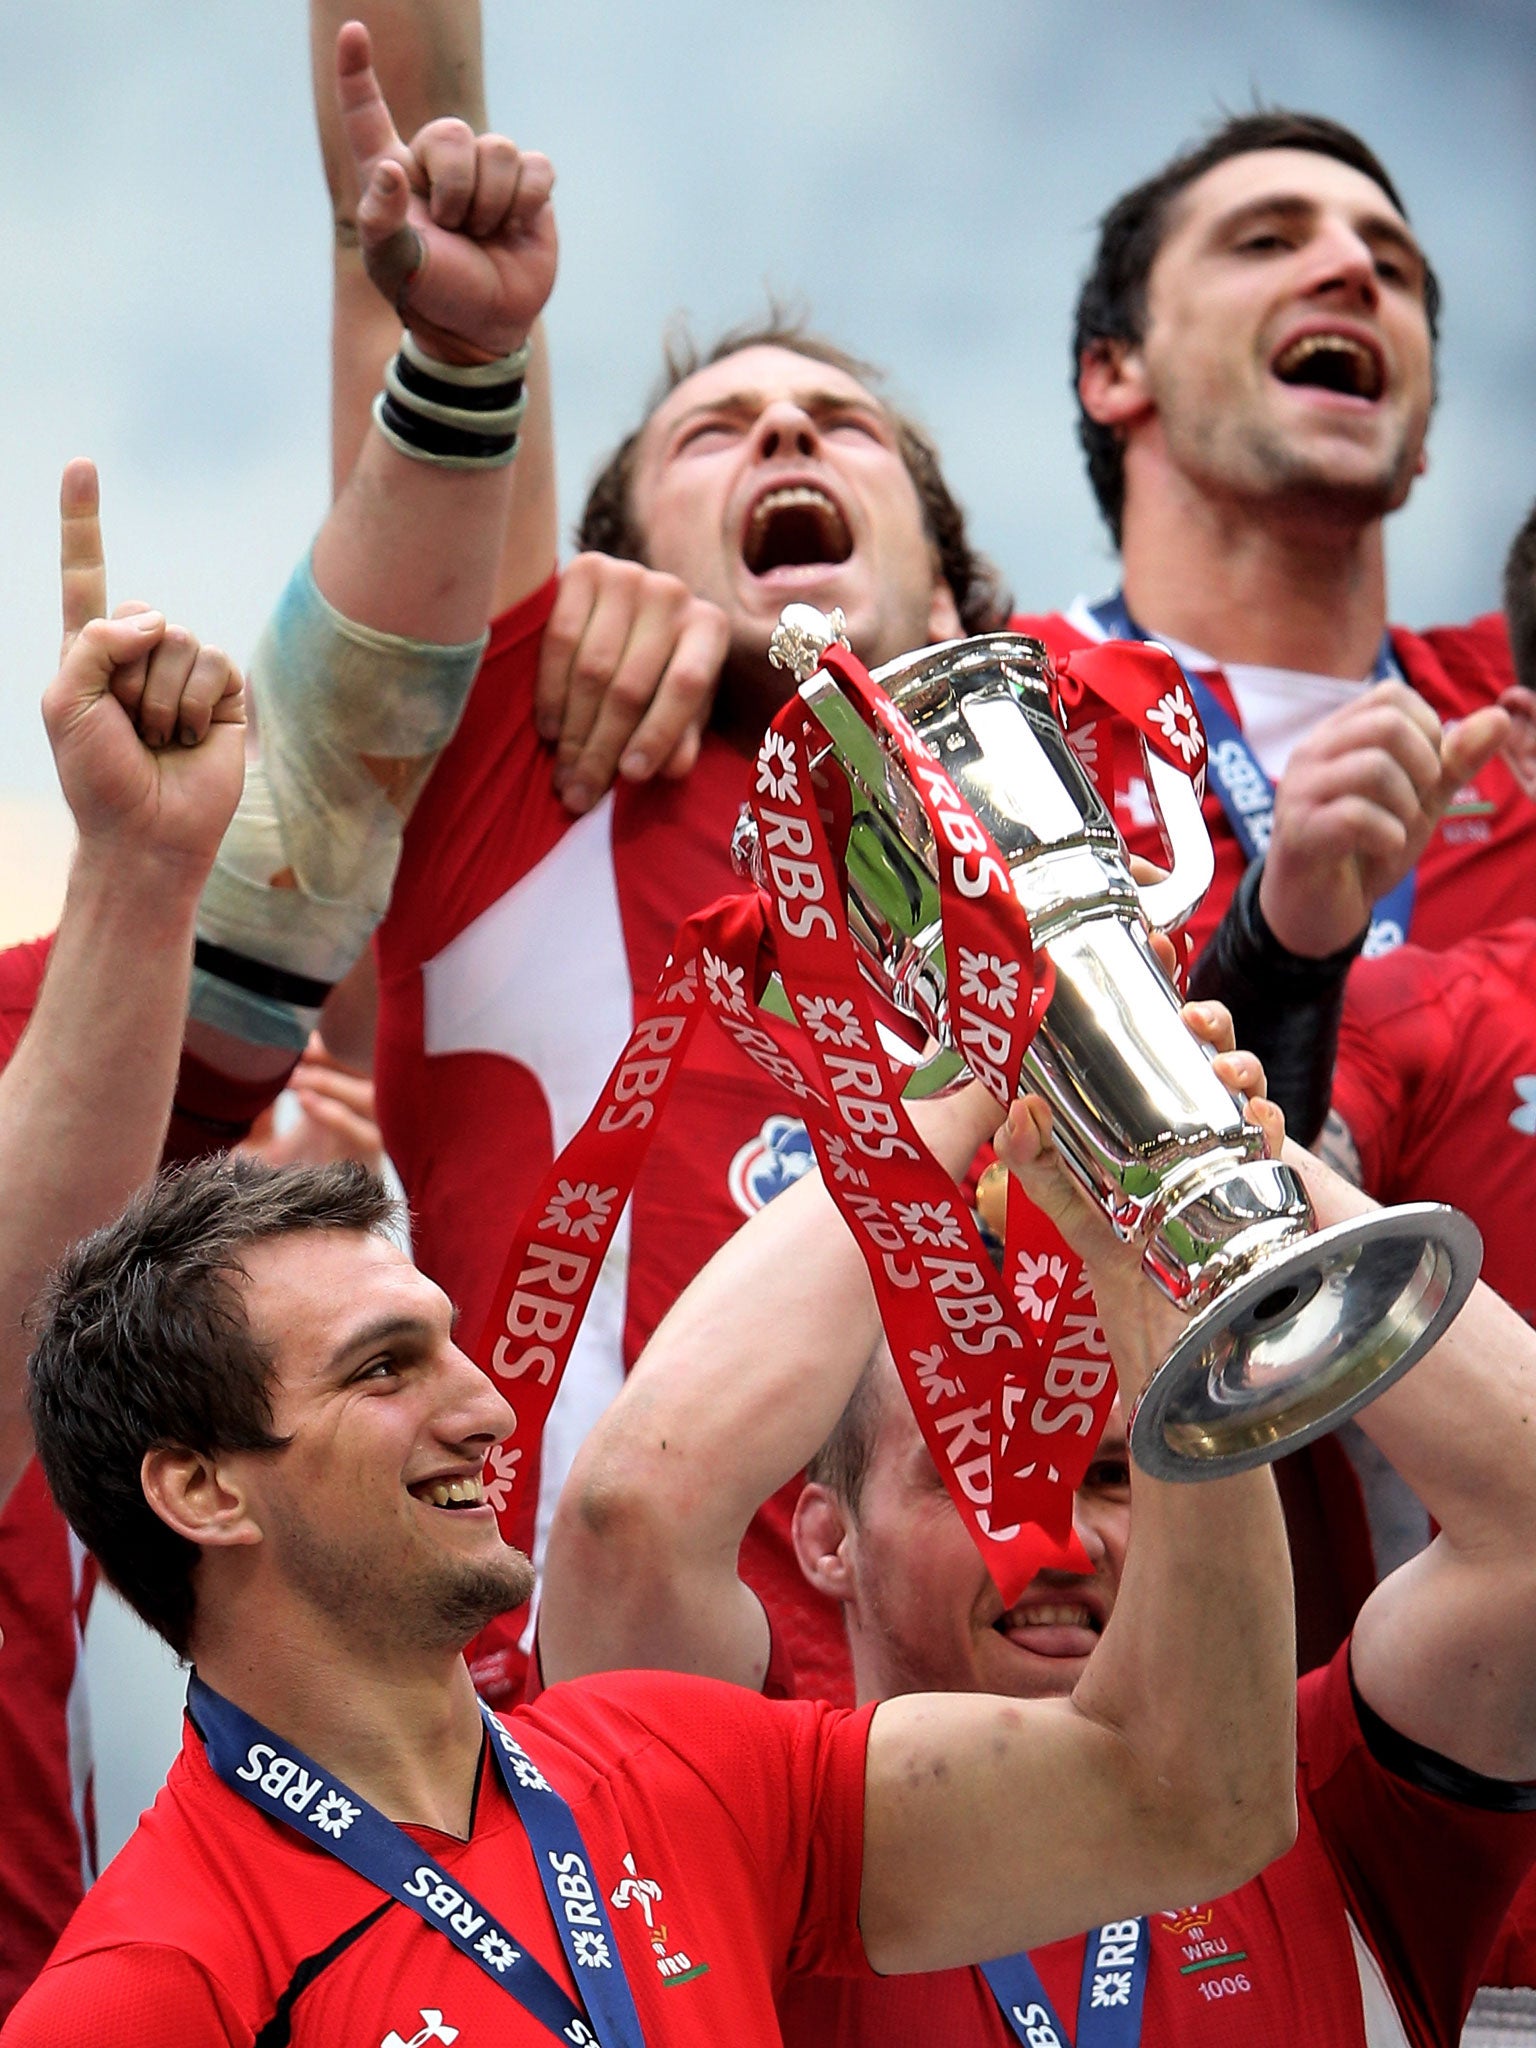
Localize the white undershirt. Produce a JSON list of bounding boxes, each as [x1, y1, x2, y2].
[[1066, 596, 1378, 782]]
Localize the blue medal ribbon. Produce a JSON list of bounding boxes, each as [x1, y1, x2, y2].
[[1088, 593, 1413, 955], [189, 1673, 645, 2048], [982, 1916, 1150, 2048]]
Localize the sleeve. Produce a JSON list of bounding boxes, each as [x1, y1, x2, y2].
[[775, 1691, 878, 1978], [1330, 944, 1454, 1197], [551, 1672, 878, 1981], [1409, 615, 1515, 706], [0, 1944, 247, 2046], [376, 573, 566, 978], [1300, 1643, 1536, 2041], [1187, 856, 1361, 1148]]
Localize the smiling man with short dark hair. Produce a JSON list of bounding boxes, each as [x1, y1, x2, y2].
[[1012, 114, 1523, 977], [4, 1121, 1301, 2046]]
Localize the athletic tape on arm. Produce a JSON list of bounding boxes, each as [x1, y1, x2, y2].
[[190, 552, 487, 1050]]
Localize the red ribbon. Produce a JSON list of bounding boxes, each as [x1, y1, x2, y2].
[[473, 635, 1207, 1606], [1054, 640, 1209, 804]]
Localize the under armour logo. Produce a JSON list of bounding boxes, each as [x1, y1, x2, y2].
[[1511, 1077, 1536, 1137], [382, 2010, 458, 2048]]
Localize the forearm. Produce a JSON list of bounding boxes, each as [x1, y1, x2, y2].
[[865, 1630, 1294, 1972], [864, 1432, 1295, 1970], [314, 0, 556, 609], [574, 1086, 1001, 1541], [542, 1085, 1001, 1682], [188, 538, 488, 1060], [313, 425, 519, 645], [1069, 1296, 1296, 1861], [0, 853, 201, 1501], [319, 250, 554, 632], [197, 11, 555, 1071], [1077, 1465, 1294, 1788], [867, 1427, 1296, 1970], [186, 448, 503, 1068]]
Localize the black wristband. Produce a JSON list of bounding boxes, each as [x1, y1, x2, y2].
[[1217, 858, 1368, 991], [376, 394, 520, 466], [392, 348, 524, 416], [193, 937, 334, 1012], [373, 332, 530, 472]]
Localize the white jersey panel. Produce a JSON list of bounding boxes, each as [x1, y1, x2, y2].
[[422, 791, 633, 1596], [1348, 1912, 1412, 2048]]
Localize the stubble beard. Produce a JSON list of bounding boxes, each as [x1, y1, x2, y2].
[[272, 1508, 535, 1656], [1214, 408, 1421, 531]]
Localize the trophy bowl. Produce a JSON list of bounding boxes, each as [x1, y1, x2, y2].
[[737, 606, 1482, 1481]]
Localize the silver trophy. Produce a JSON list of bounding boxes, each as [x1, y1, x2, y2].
[[735, 605, 1481, 1481]]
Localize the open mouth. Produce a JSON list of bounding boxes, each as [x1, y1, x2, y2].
[[993, 1600, 1102, 1657], [409, 1474, 487, 1511], [1272, 331, 1384, 401], [742, 484, 853, 576]]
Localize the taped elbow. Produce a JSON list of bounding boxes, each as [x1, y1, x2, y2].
[[191, 554, 487, 1052]]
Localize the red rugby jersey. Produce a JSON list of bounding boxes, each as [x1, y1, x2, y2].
[[1010, 610, 1536, 963], [0, 935, 99, 2023], [4, 1671, 874, 2046], [1331, 919, 1536, 1326], [779, 1643, 1536, 2048]]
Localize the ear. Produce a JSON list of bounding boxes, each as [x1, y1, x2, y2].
[[1500, 684, 1536, 801], [926, 571, 964, 644], [1077, 337, 1153, 432], [792, 1482, 857, 1603], [141, 1447, 263, 1552]]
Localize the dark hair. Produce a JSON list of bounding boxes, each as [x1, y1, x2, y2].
[[1503, 500, 1536, 695], [1073, 110, 1443, 545], [803, 1350, 888, 1514], [577, 310, 1011, 635], [28, 1158, 398, 1657], [804, 1216, 1001, 1513]]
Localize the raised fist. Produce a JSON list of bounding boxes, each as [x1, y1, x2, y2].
[[334, 19, 557, 364], [45, 459, 244, 884]]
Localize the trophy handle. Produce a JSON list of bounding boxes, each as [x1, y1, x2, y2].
[[1134, 746, 1216, 934]]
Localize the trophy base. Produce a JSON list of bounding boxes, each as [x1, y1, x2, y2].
[[1128, 1203, 1482, 1481]]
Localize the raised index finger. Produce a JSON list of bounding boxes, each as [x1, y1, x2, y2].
[[334, 21, 403, 182], [59, 457, 106, 656]]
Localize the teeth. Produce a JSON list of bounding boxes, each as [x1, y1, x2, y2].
[[1011, 1604, 1093, 1629], [743, 484, 852, 573], [1272, 332, 1381, 397], [755, 484, 837, 521], [420, 1476, 485, 1508]]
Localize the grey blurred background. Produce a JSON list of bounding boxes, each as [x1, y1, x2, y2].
[[1, 0, 1531, 1855]]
